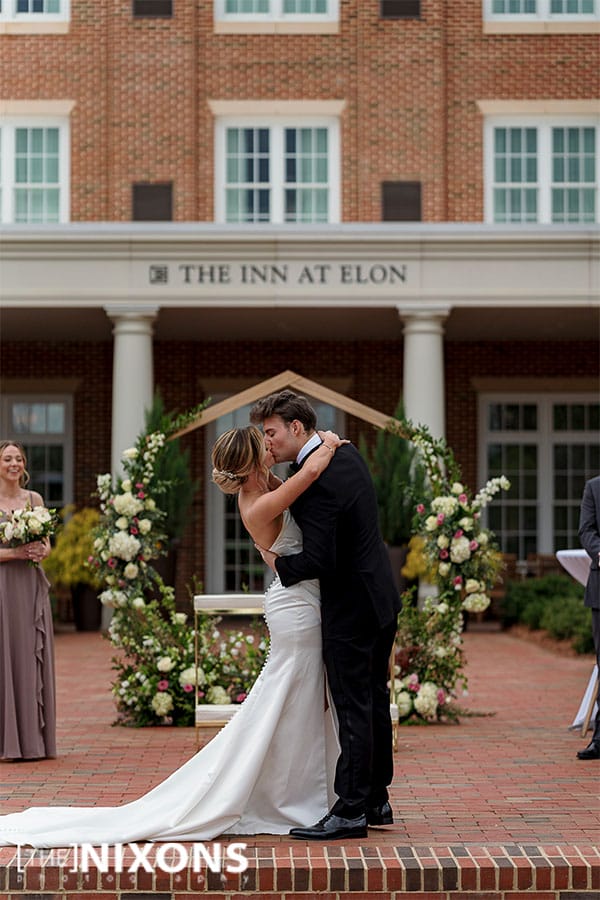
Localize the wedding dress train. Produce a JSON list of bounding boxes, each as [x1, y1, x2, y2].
[[0, 511, 338, 847]]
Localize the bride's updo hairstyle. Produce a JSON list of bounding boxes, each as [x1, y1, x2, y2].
[[211, 425, 267, 495]]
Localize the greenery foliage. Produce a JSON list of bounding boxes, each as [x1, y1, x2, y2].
[[143, 394, 199, 543], [359, 402, 428, 546], [500, 574, 592, 653]]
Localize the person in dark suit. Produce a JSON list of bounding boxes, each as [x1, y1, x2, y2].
[[250, 390, 401, 840], [577, 474, 600, 760]]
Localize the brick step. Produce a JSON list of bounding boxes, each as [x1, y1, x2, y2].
[[1, 843, 599, 898]]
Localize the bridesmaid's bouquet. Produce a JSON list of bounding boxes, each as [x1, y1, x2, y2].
[[0, 505, 59, 547]]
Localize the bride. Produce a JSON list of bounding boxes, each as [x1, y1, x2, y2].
[[0, 425, 345, 847]]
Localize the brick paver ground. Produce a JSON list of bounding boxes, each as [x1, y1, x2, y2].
[[0, 623, 597, 847]]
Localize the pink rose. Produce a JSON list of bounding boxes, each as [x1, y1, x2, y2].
[[437, 689, 445, 705], [235, 693, 247, 703], [137, 491, 145, 499], [416, 503, 425, 514], [454, 529, 463, 539], [439, 549, 449, 559], [107, 558, 116, 568], [157, 680, 169, 691], [436, 513, 445, 524], [459, 493, 468, 504], [197, 691, 205, 699], [469, 540, 479, 551], [453, 576, 463, 587], [182, 683, 194, 693]]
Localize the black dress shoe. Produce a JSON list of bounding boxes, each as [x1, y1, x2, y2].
[[367, 801, 394, 826], [577, 740, 600, 760], [289, 812, 368, 841]]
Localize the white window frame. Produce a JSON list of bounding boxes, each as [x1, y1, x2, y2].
[[0, 394, 74, 509], [483, 115, 599, 224], [0, 116, 70, 223], [214, 116, 341, 224], [483, 0, 599, 22], [478, 392, 600, 559], [214, 0, 338, 23], [0, 0, 70, 24]]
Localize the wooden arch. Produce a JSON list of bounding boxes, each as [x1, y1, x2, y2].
[[171, 369, 397, 439]]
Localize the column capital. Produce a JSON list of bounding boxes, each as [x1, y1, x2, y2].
[[397, 305, 451, 327], [104, 304, 159, 323]]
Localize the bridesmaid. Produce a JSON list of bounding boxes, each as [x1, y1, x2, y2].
[[0, 441, 56, 761]]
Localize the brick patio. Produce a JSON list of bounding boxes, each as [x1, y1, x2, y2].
[[0, 623, 598, 899]]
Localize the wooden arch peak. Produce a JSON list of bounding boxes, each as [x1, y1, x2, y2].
[[171, 370, 396, 439]]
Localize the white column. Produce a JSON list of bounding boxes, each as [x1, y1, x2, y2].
[[399, 308, 449, 440], [105, 306, 158, 475]]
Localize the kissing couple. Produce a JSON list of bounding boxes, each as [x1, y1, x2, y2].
[[0, 389, 401, 847]]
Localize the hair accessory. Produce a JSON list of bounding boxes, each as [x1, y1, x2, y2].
[[212, 467, 239, 481]]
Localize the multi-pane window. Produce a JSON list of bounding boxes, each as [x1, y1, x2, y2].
[[0, 0, 69, 20], [216, 120, 339, 224], [480, 395, 600, 559], [215, 0, 337, 19], [1, 397, 72, 509], [0, 120, 69, 223], [486, 0, 598, 17], [485, 119, 599, 224]]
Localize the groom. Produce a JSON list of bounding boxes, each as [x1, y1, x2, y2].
[[250, 390, 401, 840]]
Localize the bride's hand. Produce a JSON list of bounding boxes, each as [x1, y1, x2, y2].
[[256, 544, 279, 572], [318, 429, 350, 450]]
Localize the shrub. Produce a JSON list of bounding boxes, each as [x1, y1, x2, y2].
[[500, 573, 591, 653]]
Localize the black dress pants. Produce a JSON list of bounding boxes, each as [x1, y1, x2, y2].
[[323, 618, 397, 818]]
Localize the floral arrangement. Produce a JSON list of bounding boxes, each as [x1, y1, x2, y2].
[[0, 505, 59, 551], [90, 400, 270, 726], [386, 418, 510, 723], [108, 578, 268, 726]]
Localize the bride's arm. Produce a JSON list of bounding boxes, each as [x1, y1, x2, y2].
[[245, 431, 347, 529]]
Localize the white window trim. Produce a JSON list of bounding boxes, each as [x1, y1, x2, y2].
[[0, 0, 70, 30], [478, 391, 599, 556], [0, 115, 70, 224], [483, 114, 600, 224], [483, 0, 600, 31], [214, 115, 341, 224], [214, 0, 338, 23]]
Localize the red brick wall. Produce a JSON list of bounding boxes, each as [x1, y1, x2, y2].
[[2, 1, 597, 223]]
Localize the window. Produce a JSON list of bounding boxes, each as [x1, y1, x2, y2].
[[0, 0, 69, 22], [381, 181, 422, 220], [215, 119, 340, 223], [132, 183, 173, 220], [1, 396, 73, 510], [484, 118, 599, 224], [479, 395, 600, 559], [485, 0, 598, 19], [132, 0, 173, 16], [380, 1, 421, 17], [215, 0, 338, 21], [205, 398, 342, 593], [0, 119, 69, 223]]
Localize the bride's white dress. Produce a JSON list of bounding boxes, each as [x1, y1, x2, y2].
[[0, 511, 339, 847]]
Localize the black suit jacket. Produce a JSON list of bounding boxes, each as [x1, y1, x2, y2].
[[275, 443, 401, 637], [579, 475, 600, 610]]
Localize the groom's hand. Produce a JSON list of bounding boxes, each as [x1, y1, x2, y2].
[[256, 545, 279, 572]]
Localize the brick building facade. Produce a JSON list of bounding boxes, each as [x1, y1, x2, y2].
[[1, 1, 599, 602]]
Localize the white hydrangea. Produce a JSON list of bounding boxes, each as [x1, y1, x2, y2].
[[462, 592, 490, 613], [450, 535, 471, 563], [113, 491, 144, 518], [414, 682, 439, 719], [431, 496, 458, 516], [179, 666, 206, 688], [206, 685, 230, 705], [151, 692, 174, 716], [396, 691, 414, 718], [108, 531, 141, 561]]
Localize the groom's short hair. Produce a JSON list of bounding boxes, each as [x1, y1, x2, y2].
[[250, 389, 317, 432]]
